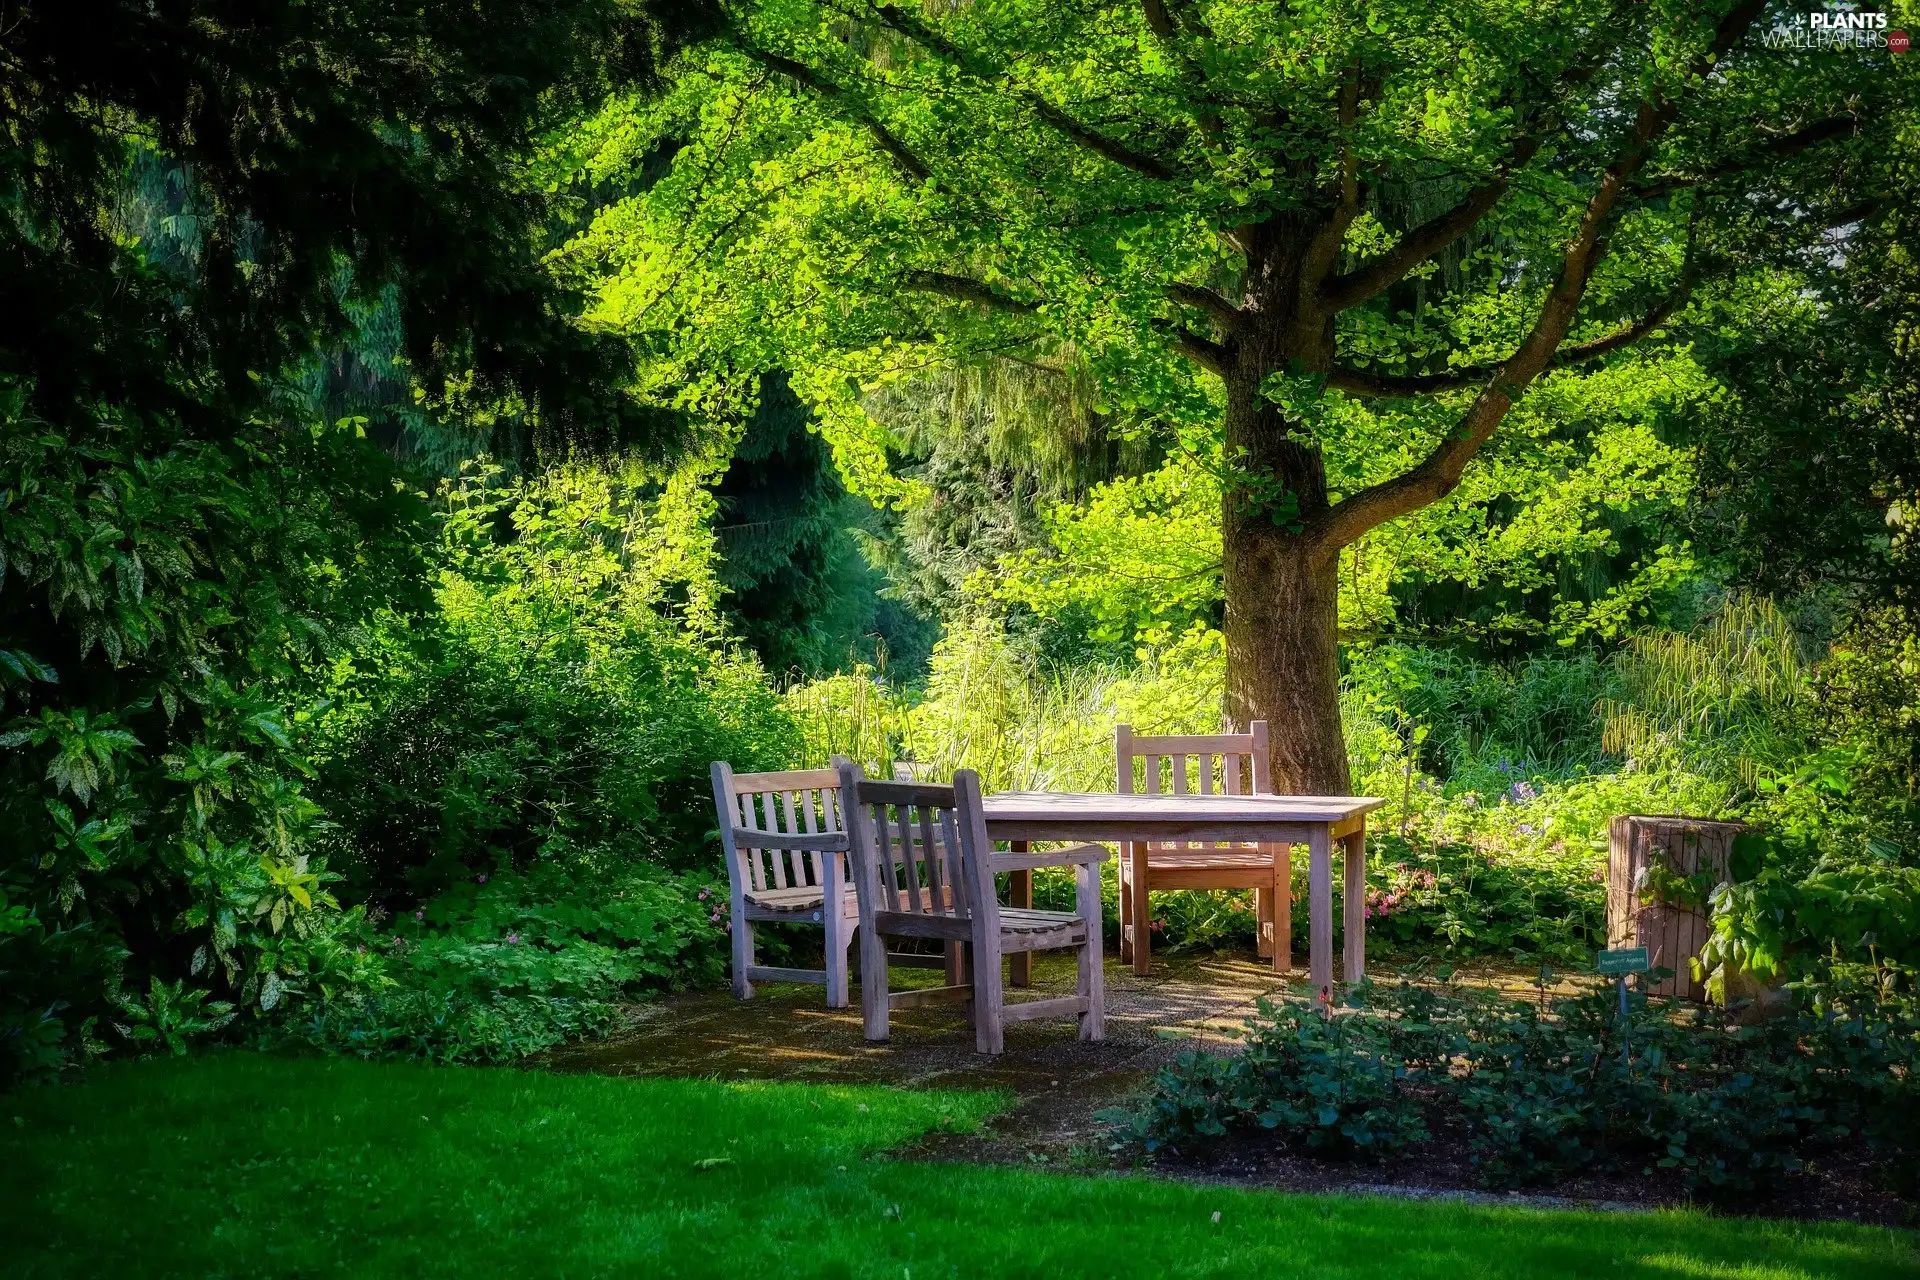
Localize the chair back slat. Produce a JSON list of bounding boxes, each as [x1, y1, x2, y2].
[[1115, 722, 1273, 849], [836, 760, 992, 930], [712, 764, 848, 900]]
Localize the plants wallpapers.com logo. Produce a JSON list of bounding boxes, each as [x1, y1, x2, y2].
[[1761, 8, 1910, 52]]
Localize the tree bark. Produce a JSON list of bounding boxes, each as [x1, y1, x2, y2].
[[1223, 518, 1350, 794]]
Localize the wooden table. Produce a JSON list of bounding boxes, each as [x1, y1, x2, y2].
[[981, 791, 1384, 996]]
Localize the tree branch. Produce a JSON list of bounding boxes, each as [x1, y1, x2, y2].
[[902, 270, 1043, 313], [1319, 137, 1543, 312], [1631, 116, 1860, 200], [1168, 281, 1244, 331], [749, 50, 931, 183], [1163, 324, 1229, 377], [1305, 2, 1768, 548], [865, 3, 1182, 181], [1327, 268, 1706, 398]]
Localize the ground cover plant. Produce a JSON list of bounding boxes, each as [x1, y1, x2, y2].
[[1117, 972, 1920, 1204], [4, 1053, 1917, 1279]]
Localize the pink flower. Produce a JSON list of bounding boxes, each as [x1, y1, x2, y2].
[[476, 874, 488, 884]]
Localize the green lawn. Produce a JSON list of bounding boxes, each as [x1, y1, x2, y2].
[[1, 1054, 1915, 1278]]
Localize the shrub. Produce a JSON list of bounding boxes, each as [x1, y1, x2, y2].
[[312, 461, 795, 907], [269, 861, 726, 1064], [1119, 977, 1920, 1200]]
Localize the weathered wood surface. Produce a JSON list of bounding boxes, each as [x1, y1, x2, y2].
[[1607, 815, 1746, 1001], [983, 790, 1381, 829], [986, 757, 1382, 991], [839, 760, 1105, 1054], [713, 761, 859, 1008]]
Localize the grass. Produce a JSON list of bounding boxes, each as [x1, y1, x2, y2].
[[2, 1054, 1916, 1278]]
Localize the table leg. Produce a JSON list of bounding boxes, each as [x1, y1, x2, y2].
[[1009, 842, 1032, 988], [1309, 824, 1333, 999], [1272, 842, 1292, 976], [1342, 820, 1367, 984], [1130, 840, 1151, 976]]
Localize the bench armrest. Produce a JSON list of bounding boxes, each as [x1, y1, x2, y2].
[[992, 844, 1111, 872]]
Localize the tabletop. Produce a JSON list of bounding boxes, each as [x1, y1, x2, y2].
[[979, 790, 1383, 842]]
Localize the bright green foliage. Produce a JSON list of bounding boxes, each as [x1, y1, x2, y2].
[[4, 1054, 1917, 1277], [312, 459, 796, 906], [1127, 977, 1920, 1198]]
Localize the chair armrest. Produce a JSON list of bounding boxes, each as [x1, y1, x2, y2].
[[992, 844, 1111, 872]]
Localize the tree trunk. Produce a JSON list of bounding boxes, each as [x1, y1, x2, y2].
[[1217, 317, 1352, 794], [1222, 516, 1350, 794]]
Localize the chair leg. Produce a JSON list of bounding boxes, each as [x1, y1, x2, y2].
[[1130, 843, 1152, 976], [1116, 854, 1133, 965], [858, 919, 891, 1042], [824, 914, 853, 1009], [731, 911, 755, 1000], [1255, 886, 1275, 959], [1077, 859, 1105, 1042], [944, 940, 966, 987], [973, 930, 1005, 1055]]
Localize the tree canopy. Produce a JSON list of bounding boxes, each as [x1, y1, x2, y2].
[[563, 0, 1916, 788]]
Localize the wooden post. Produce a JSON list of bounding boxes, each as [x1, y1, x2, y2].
[[1008, 849, 1032, 987], [1309, 824, 1333, 998], [1607, 815, 1745, 1001]]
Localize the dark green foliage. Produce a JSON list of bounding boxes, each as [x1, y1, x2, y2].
[[2, 0, 713, 449], [1686, 206, 1920, 615], [0, 394, 416, 1085], [714, 376, 931, 678], [1123, 979, 1920, 1200], [0, 0, 716, 1085]]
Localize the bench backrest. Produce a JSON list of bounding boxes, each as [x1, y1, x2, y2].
[[711, 763, 849, 898], [835, 760, 996, 931]]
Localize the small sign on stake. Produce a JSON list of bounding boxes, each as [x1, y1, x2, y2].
[[1596, 946, 1649, 975], [1596, 947, 1650, 1064]]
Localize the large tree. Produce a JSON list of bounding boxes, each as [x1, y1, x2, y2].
[[565, 0, 1912, 791]]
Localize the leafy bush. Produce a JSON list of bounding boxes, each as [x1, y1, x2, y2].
[[269, 862, 726, 1064], [0, 390, 425, 1087], [313, 461, 795, 906], [1121, 978, 1920, 1199]]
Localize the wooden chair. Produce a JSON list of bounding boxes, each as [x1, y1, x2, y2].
[[835, 759, 1108, 1054], [1115, 721, 1291, 976], [712, 763, 859, 1006]]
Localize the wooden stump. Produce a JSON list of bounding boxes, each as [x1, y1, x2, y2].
[[1606, 815, 1746, 1001]]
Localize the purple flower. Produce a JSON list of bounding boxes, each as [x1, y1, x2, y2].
[[697, 888, 710, 902], [476, 874, 489, 884], [506, 932, 519, 944], [1518, 823, 1536, 836], [414, 910, 424, 920]]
